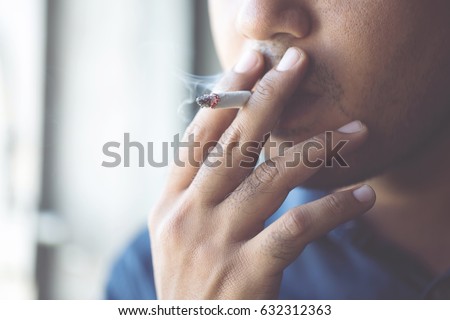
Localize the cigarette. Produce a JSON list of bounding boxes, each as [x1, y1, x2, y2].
[[196, 91, 252, 109]]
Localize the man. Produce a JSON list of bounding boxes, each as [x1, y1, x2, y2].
[[107, 0, 450, 299]]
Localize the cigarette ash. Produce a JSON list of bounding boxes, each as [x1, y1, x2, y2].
[[177, 73, 222, 123], [196, 93, 220, 109]]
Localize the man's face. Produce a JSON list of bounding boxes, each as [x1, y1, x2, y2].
[[208, 0, 450, 189]]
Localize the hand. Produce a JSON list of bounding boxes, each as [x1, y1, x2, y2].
[[148, 48, 375, 299]]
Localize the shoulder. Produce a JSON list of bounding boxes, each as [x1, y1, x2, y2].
[[105, 228, 157, 300]]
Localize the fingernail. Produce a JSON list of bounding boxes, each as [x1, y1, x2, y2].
[[337, 121, 364, 134], [353, 185, 375, 203], [234, 50, 259, 74], [276, 47, 302, 71]]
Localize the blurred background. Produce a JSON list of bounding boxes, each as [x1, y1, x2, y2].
[[0, 0, 220, 299]]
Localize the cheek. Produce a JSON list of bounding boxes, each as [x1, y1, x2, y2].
[[316, 2, 450, 183], [314, 2, 416, 120]]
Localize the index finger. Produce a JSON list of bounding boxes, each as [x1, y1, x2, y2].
[[191, 47, 309, 203], [165, 50, 265, 192]]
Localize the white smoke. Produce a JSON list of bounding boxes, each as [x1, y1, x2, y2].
[[176, 72, 222, 123]]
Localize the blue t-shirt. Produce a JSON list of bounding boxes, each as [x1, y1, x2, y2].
[[106, 188, 450, 299]]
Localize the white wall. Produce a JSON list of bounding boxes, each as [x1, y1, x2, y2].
[[43, 0, 192, 298], [0, 0, 46, 299]]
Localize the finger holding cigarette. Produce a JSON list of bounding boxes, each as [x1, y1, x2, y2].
[[196, 91, 252, 109]]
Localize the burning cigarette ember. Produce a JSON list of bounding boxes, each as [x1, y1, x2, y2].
[[196, 91, 252, 109]]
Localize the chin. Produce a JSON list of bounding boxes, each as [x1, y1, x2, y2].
[[300, 166, 369, 190], [296, 152, 388, 191]]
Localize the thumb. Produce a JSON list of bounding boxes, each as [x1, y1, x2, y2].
[[246, 185, 376, 275]]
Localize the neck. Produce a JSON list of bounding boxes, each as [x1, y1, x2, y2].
[[363, 128, 450, 276]]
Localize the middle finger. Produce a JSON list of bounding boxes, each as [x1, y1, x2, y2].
[[191, 47, 309, 203]]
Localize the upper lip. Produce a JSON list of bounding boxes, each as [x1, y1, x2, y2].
[[250, 41, 321, 97], [250, 40, 288, 69]]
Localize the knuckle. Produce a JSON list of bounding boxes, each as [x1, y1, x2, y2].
[[183, 121, 206, 142], [163, 216, 186, 244], [147, 210, 158, 233], [155, 200, 194, 243], [219, 123, 244, 148], [229, 181, 257, 205], [323, 194, 346, 215], [253, 158, 283, 186], [309, 133, 326, 147], [261, 233, 292, 264], [260, 210, 311, 263], [283, 209, 311, 238], [194, 164, 213, 182], [193, 165, 228, 193], [192, 242, 214, 261], [147, 201, 169, 233], [254, 76, 277, 103]]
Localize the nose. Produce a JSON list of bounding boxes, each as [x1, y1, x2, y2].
[[236, 0, 311, 41]]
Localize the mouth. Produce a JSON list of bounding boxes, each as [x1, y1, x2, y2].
[[255, 65, 324, 133], [250, 41, 332, 135]]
